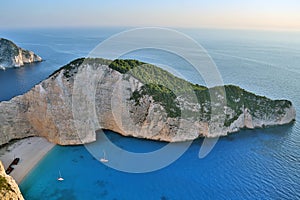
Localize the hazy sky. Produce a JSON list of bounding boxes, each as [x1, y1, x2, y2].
[[1, 0, 299, 30]]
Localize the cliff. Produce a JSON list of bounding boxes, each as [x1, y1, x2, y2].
[[0, 38, 42, 69], [0, 161, 24, 200], [0, 58, 296, 145]]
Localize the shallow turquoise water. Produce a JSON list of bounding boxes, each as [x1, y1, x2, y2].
[[20, 128, 299, 200], [0, 28, 299, 199]]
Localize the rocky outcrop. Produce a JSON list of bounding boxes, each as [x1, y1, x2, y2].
[[0, 58, 296, 145], [0, 38, 42, 69], [0, 161, 24, 200]]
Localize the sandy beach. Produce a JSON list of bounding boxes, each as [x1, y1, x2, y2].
[[0, 137, 55, 183]]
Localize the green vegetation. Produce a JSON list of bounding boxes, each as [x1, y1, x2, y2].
[[108, 59, 291, 121], [108, 59, 145, 74], [49, 58, 112, 79], [109, 59, 208, 118], [48, 58, 292, 124], [0, 38, 21, 64], [131, 83, 181, 118], [222, 85, 291, 126], [49, 58, 85, 78], [0, 176, 13, 193], [108, 59, 207, 94]]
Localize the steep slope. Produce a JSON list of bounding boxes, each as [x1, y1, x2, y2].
[[0, 58, 296, 145], [0, 38, 42, 69], [0, 161, 24, 200]]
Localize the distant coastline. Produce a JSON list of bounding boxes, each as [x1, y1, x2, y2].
[[0, 28, 299, 199], [0, 38, 42, 69]]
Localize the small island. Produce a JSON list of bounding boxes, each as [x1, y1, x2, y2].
[[0, 38, 42, 69], [0, 58, 296, 145]]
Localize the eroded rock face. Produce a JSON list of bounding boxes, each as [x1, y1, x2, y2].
[[0, 161, 24, 200], [0, 38, 42, 69], [0, 59, 296, 145]]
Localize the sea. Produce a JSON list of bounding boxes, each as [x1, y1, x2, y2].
[[0, 27, 299, 200]]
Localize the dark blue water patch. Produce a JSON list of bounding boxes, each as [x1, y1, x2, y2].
[[101, 130, 168, 153], [20, 126, 300, 200], [2, 28, 299, 199], [0, 28, 126, 102], [0, 63, 48, 101]]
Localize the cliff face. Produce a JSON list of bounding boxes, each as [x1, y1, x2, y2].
[[0, 38, 42, 69], [0, 161, 24, 200], [0, 58, 296, 145]]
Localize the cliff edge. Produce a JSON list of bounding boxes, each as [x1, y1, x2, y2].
[[0, 58, 296, 145], [0, 38, 42, 69], [0, 161, 24, 200]]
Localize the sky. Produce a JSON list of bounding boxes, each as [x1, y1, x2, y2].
[[0, 0, 300, 30]]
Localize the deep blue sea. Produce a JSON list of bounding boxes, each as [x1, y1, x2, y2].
[[0, 28, 299, 200]]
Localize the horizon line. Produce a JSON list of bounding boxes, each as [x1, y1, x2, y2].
[[1, 25, 300, 32]]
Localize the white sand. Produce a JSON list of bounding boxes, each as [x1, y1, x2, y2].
[[0, 137, 55, 183]]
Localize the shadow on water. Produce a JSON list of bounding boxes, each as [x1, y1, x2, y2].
[[47, 189, 77, 200], [95, 180, 107, 187], [224, 122, 295, 141], [261, 122, 295, 136], [96, 130, 168, 153], [184, 122, 295, 149], [92, 122, 295, 158], [161, 195, 169, 200]]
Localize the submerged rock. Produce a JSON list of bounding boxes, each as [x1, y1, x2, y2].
[[0, 58, 296, 145], [0, 38, 42, 69]]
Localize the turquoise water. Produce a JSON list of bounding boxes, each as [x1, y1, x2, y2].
[[20, 128, 299, 200], [0, 28, 299, 199]]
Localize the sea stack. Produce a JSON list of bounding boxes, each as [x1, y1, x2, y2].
[[0, 38, 42, 69]]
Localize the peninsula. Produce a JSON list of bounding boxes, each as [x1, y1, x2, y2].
[[0, 58, 296, 145], [0, 38, 42, 69]]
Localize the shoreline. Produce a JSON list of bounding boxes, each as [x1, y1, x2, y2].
[[0, 137, 55, 184]]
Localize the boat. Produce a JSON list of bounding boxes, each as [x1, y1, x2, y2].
[[12, 158, 20, 165], [57, 170, 64, 181], [5, 157, 20, 174], [100, 150, 108, 163], [5, 166, 14, 175]]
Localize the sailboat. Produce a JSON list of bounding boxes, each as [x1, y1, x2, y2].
[[100, 150, 108, 163], [57, 170, 64, 181]]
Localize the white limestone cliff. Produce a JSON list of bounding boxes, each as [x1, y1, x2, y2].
[[0, 38, 42, 68], [0, 59, 296, 145]]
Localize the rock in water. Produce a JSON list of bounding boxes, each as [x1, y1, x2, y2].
[[0, 38, 42, 69], [0, 58, 296, 145], [0, 161, 24, 200]]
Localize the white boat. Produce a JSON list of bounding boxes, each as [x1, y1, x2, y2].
[[100, 150, 108, 163], [57, 170, 64, 181]]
